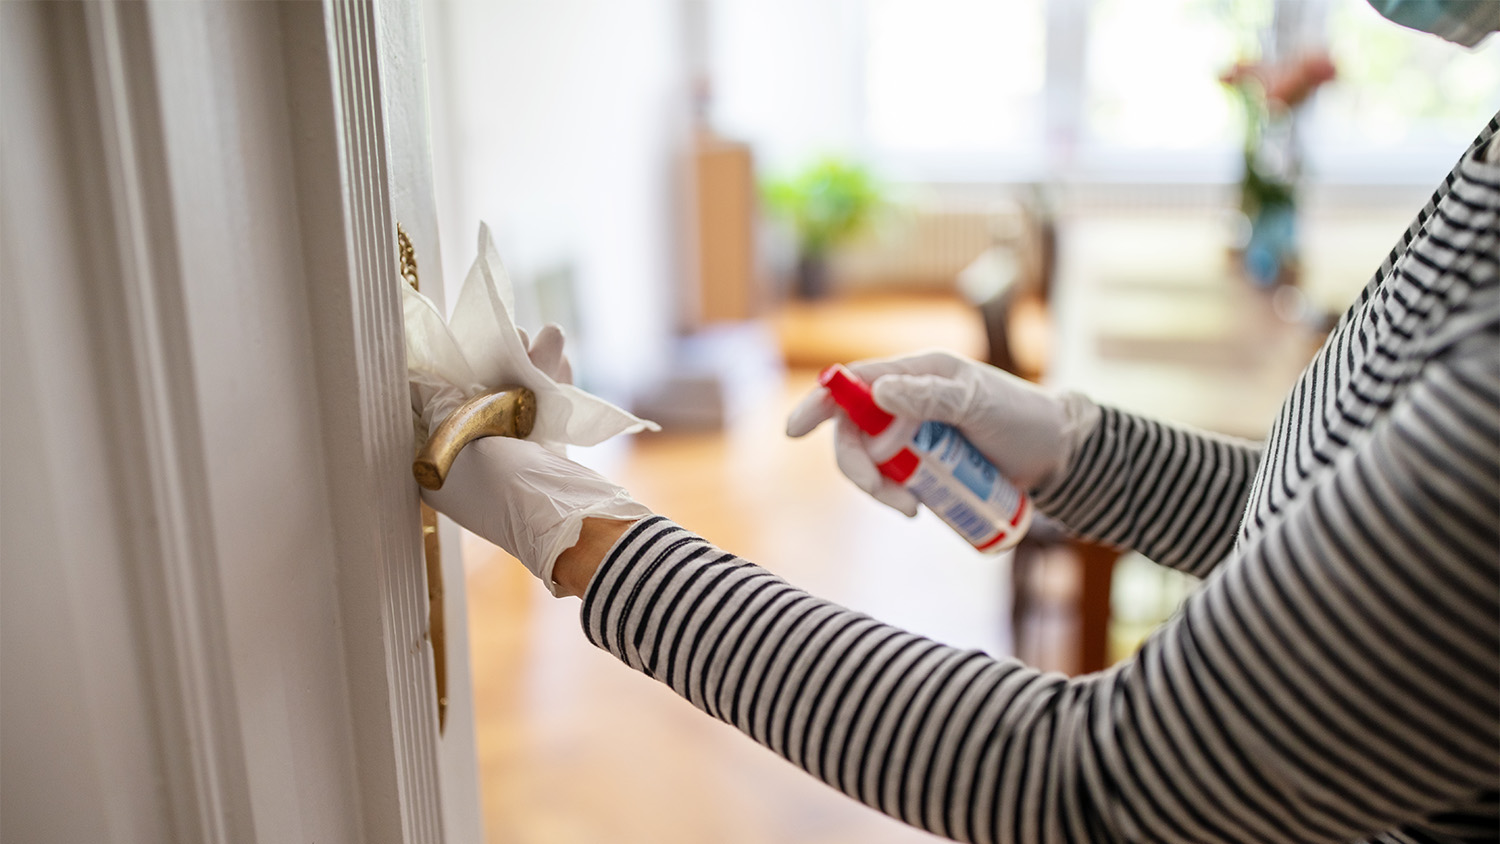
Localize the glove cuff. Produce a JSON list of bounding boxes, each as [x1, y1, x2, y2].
[[1041, 391, 1102, 491], [536, 497, 655, 597]]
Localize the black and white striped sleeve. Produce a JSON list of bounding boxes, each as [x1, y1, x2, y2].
[[582, 340, 1498, 842], [1031, 410, 1264, 577], [1028, 114, 1500, 584]]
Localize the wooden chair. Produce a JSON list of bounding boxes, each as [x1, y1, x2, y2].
[[972, 200, 1122, 676]]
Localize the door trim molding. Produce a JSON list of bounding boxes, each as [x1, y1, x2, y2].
[[7, 2, 448, 840], [284, 1, 446, 840], [81, 3, 259, 840]]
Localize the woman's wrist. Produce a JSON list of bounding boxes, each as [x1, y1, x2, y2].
[[1040, 391, 1101, 491], [551, 517, 641, 598]]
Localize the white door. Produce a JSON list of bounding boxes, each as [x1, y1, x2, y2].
[[1, 2, 482, 842]]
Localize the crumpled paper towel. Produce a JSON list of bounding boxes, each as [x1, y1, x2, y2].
[[402, 223, 659, 449]]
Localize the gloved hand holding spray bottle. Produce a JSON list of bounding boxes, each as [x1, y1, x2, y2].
[[818, 364, 1031, 551], [787, 351, 1101, 552]]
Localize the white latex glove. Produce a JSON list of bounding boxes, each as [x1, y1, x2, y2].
[[401, 222, 656, 451], [785, 350, 1100, 517], [516, 323, 574, 386], [419, 321, 648, 594], [422, 436, 652, 595], [515, 323, 574, 454]]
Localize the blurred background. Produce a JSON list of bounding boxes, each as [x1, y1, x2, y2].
[[419, 1, 1498, 841]]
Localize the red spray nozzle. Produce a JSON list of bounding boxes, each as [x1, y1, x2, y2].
[[818, 364, 894, 436]]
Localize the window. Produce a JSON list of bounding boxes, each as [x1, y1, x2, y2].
[[864, 0, 1046, 157], [1079, 0, 1271, 178], [709, 0, 1498, 185], [1307, 0, 1500, 182]]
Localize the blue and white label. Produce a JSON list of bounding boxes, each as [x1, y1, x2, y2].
[[907, 421, 1024, 546]]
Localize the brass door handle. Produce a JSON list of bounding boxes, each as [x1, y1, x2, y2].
[[401, 224, 543, 733], [412, 386, 537, 490], [419, 502, 446, 731], [400, 223, 540, 734]]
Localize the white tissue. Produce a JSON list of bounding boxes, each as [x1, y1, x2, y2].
[[402, 223, 659, 449]]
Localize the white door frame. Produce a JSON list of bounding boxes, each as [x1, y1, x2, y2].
[[1, 2, 478, 841]]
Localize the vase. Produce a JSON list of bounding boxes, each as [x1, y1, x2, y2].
[[1238, 111, 1301, 288], [1243, 201, 1298, 287], [794, 253, 831, 299]]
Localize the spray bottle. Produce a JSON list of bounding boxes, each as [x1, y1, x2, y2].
[[820, 364, 1031, 552]]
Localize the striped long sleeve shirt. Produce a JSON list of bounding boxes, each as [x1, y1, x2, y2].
[[581, 118, 1500, 843]]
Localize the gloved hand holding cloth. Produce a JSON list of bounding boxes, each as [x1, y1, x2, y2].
[[402, 224, 657, 594]]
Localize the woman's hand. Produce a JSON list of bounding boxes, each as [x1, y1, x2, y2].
[[422, 435, 652, 596], [786, 350, 1099, 514]]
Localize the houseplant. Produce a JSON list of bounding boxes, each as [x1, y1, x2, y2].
[[763, 158, 883, 299]]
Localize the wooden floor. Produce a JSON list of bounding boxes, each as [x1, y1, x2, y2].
[[464, 296, 1002, 843]]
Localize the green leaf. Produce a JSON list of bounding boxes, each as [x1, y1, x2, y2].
[[762, 158, 884, 258]]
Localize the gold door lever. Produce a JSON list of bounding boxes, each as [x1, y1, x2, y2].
[[400, 225, 532, 733], [413, 386, 537, 490]]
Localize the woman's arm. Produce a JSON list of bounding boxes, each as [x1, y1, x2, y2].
[[784, 351, 1264, 578], [1031, 408, 1264, 577], [572, 340, 1497, 843]]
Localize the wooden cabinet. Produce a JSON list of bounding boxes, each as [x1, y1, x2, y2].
[[688, 133, 760, 326]]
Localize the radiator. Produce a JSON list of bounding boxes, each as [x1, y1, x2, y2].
[[830, 204, 1018, 293]]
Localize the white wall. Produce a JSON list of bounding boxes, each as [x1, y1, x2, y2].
[[424, 0, 689, 401], [705, 0, 865, 174]]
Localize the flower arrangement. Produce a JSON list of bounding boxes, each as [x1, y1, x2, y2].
[[1220, 52, 1336, 286]]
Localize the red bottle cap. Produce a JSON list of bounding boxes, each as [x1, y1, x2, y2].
[[819, 364, 893, 436]]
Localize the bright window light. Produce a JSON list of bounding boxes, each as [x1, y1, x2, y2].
[[864, 0, 1046, 153], [1083, 0, 1263, 152], [1313, 0, 1500, 152]]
